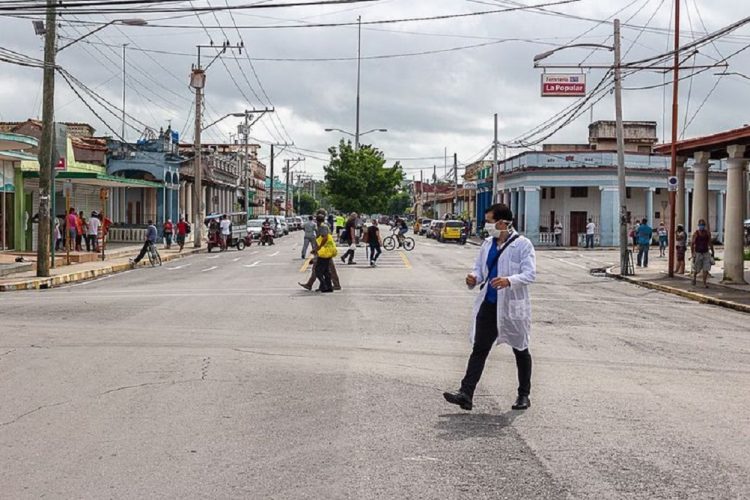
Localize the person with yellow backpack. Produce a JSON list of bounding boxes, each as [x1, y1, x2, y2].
[[299, 212, 341, 292]]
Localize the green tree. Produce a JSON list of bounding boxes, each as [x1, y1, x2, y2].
[[386, 191, 412, 215], [324, 140, 404, 214], [294, 192, 319, 215]]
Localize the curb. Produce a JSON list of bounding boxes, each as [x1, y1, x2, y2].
[[0, 247, 204, 292], [605, 267, 750, 314]]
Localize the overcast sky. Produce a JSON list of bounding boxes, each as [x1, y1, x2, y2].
[[2, 0, 750, 180]]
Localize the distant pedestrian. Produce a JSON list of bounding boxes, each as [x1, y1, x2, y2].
[[657, 222, 668, 257], [219, 214, 231, 250], [585, 218, 595, 249], [129, 220, 158, 266], [629, 221, 639, 252], [66, 207, 77, 251], [314, 223, 338, 293], [76, 211, 86, 251], [443, 203, 536, 412], [367, 219, 382, 266], [176, 216, 188, 252], [675, 224, 687, 274], [54, 218, 62, 251], [553, 219, 563, 247], [301, 215, 317, 259], [690, 218, 714, 288], [327, 213, 334, 234], [87, 211, 101, 252], [163, 219, 174, 249], [299, 212, 341, 291], [636, 218, 653, 268], [340, 212, 358, 265]]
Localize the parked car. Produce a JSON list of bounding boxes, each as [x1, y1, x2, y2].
[[274, 216, 289, 235], [418, 218, 432, 236], [293, 216, 303, 230], [286, 217, 299, 231], [439, 220, 465, 243], [425, 220, 439, 238], [246, 218, 265, 239], [430, 221, 445, 239]]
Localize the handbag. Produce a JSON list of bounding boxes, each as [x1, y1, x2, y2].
[[316, 236, 338, 259]]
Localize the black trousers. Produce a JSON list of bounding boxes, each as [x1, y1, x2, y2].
[[341, 248, 355, 263], [460, 300, 532, 398], [369, 242, 382, 262], [133, 240, 151, 263], [315, 257, 333, 292]]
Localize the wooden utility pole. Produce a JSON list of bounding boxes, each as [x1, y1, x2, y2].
[[36, 0, 57, 277], [192, 69, 204, 247], [667, 0, 681, 278], [614, 19, 629, 275]]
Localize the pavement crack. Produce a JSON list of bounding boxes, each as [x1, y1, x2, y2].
[[232, 348, 308, 359], [99, 381, 171, 395], [0, 400, 70, 427], [0, 349, 15, 359]]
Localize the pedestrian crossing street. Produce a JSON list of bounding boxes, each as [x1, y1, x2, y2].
[[299, 249, 412, 272]]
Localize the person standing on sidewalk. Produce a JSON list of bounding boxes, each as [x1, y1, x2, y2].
[[657, 222, 668, 257], [76, 211, 86, 251], [219, 214, 231, 251], [675, 224, 687, 274], [176, 216, 188, 252], [585, 218, 595, 249], [636, 218, 653, 268], [301, 215, 317, 259], [690, 219, 715, 288], [443, 203, 537, 412], [163, 219, 174, 249], [54, 218, 62, 251], [87, 211, 101, 252], [553, 219, 563, 247], [367, 219, 382, 267], [340, 212, 358, 265]]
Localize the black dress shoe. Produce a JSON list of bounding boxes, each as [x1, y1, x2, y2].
[[443, 390, 472, 411], [512, 395, 531, 410]]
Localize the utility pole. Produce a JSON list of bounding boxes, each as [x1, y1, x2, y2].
[[267, 142, 293, 215], [191, 68, 205, 247], [614, 19, 630, 276], [493, 113, 499, 204], [453, 153, 458, 215], [355, 15, 362, 152], [284, 158, 304, 215], [243, 111, 250, 220], [667, 0, 681, 278], [36, 0, 57, 277]]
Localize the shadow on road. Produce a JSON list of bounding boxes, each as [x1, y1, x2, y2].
[[435, 410, 523, 441]]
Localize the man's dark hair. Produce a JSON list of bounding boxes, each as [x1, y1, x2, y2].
[[588, 218, 592, 222], [641, 218, 647, 224], [147, 220, 153, 224], [485, 203, 513, 222], [308, 215, 313, 220]]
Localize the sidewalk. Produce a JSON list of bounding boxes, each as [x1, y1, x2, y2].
[[607, 247, 750, 313], [0, 243, 203, 292]]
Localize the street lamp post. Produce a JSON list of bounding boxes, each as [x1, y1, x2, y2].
[[325, 127, 387, 149]]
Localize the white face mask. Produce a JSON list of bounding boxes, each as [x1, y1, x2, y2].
[[485, 222, 512, 238]]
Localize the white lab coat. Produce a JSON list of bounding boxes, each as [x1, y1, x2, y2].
[[468, 233, 537, 350]]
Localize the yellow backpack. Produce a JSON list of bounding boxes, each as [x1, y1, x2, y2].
[[316, 235, 338, 259]]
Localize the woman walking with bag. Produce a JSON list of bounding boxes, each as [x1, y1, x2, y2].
[[315, 228, 338, 293]]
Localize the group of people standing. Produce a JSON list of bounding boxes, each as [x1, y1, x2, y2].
[[54, 207, 106, 253]]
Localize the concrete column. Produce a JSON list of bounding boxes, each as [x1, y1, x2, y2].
[[517, 189, 526, 231], [723, 145, 747, 284], [523, 186, 540, 244], [511, 189, 519, 222], [185, 182, 192, 222], [716, 190, 725, 244], [675, 156, 687, 227], [13, 167, 25, 250], [599, 187, 620, 247], [691, 151, 711, 231], [645, 188, 654, 225]]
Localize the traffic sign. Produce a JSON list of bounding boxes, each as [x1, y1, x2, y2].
[[55, 157, 66, 170], [667, 176, 678, 192], [464, 181, 477, 190]]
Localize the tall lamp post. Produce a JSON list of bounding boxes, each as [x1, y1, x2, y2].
[[33, 11, 146, 277], [325, 127, 387, 149]]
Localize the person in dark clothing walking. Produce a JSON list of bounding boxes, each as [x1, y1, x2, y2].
[[340, 212, 358, 265], [367, 219, 382, 266], [129, 220, 158, 266]]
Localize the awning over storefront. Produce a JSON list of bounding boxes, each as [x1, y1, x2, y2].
[[23, 171, 163, 188], [0, 132, 37, 152]]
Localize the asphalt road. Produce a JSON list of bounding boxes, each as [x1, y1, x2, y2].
[[1, 232, 748, 499]]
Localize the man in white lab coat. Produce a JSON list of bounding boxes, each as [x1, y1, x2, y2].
[[444, 203, 537, 411]]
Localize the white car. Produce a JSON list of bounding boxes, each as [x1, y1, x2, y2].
[[246, 219, 265, 239]]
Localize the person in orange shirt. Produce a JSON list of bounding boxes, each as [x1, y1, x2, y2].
[[75, 211, 85, 251]]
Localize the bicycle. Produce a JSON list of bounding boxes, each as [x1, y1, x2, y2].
[[147, 241, 162, 266], [383, 228, 415, 251]]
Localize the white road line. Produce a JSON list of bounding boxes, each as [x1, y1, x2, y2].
[[244, 261, 261, 268], [269, 251, 280, 257], [250, 251, 259, 255], [167, 263, 192, 270], [232, 258, 241, 262], [201, 266, 218, 272], [555, 258, 590, 270], [207, 255, 221, 259]]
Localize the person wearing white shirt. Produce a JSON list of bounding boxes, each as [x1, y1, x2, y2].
[[219, 214, 232, 250], [585, 219, 596, 249], [87, 211, 101, 252]]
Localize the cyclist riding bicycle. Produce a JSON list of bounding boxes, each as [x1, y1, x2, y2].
[[395, 217, 409, 247], [130, 220, 158, 267]]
